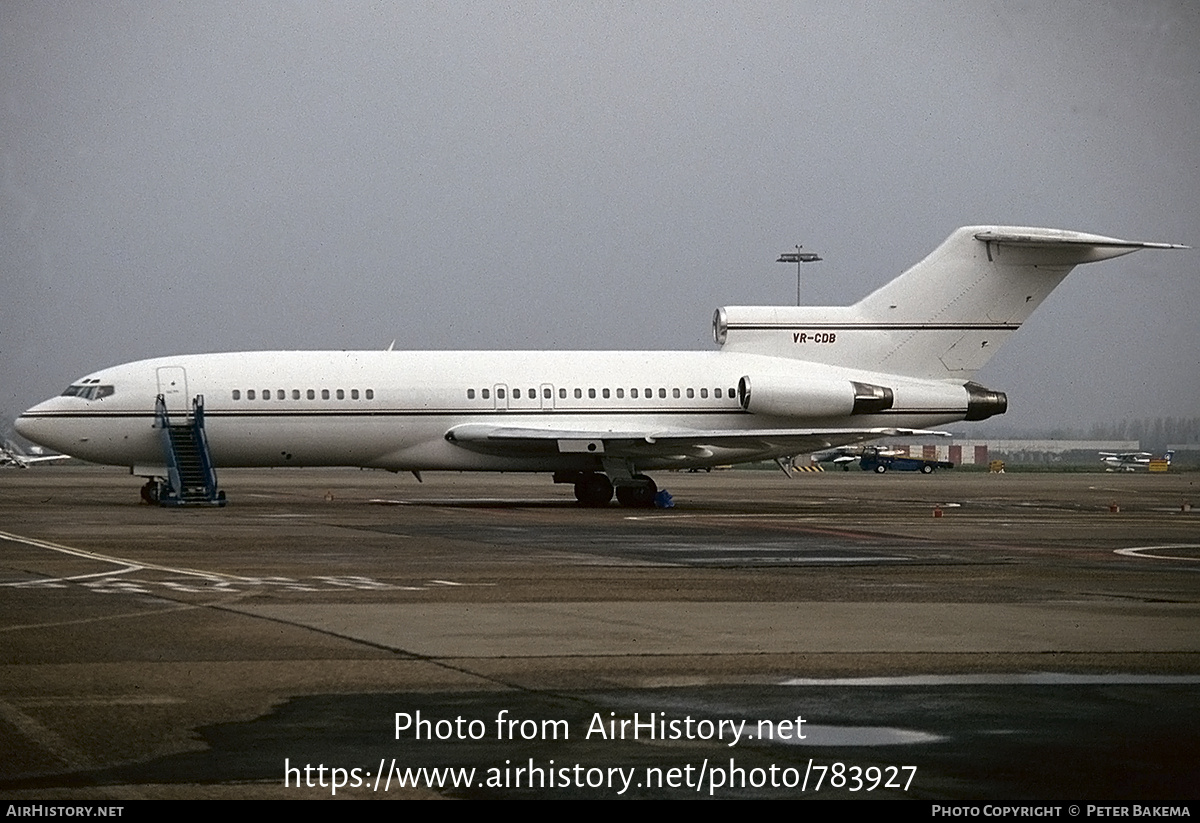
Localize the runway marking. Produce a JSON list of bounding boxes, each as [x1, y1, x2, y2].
[[0, 604, 197, 633], [781, 673, 1200, 686], [0, 697, 97, 771], [1114, 544, 1200, 562], [0, 529, 257, 586], [0, 529, 430, 594], [761, 724, 945, 746], [0, 565, 145, 588]]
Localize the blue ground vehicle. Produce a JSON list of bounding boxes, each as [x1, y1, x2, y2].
[[859, 448, 954, 474]]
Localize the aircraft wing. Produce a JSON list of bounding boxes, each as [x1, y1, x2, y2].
[[445, 423, 949, 463]]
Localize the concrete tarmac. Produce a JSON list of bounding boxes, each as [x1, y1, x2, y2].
[[1, 467, 1197, 799]]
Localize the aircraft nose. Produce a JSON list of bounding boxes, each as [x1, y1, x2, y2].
[[14, 409, 37, 439], [15, 401, 70, 453]]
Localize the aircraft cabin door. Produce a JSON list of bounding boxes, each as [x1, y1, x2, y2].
[[540, 383, 555, 410], [492, 384, 508, 411], [156, 366, 189, 415]]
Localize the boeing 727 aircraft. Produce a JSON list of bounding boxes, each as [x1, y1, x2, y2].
[[16, 226, 1184, 507]]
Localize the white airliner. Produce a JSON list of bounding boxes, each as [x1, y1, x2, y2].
[[15, 226, 1184, 506]]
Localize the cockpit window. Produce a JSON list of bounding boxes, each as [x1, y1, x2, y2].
[[61, 384, 115, 400]]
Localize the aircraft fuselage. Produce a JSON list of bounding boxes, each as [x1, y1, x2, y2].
[[16, 350, 971, 475]]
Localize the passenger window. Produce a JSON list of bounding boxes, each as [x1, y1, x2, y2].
[[658, 388, 666, 399], [366, 389, 374, 399], [588, 388, 596, 399], [558, 388, 566, 399], [672, 388, 680, 399], [602, 388, 610, 399], [616, 388, 624, 399], [701, 388, 708, 398], [467, 389, 476, 399], [232, 390, 241, 400], [543, 387, 551, 399], [336, 389, 345, 400], [292, 389, 300, 400], [322, 389, 330, 400], [631, 388, 639, 399], [307, 389, 315, 400], [513, 388, 521, 399], [687, 388, 694, 399], [262, 389, 271, 401], [574, 388, 582, 399], [247, 390, 256, 400], [482, 388, 490, 399], [351, 389, 359, 400], [497, 388, 506, 399]]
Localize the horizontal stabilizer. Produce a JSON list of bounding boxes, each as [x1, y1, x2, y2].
[[972, 228, 1188, 264]]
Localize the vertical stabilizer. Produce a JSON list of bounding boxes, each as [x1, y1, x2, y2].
[[715, 226, 1183, 381]]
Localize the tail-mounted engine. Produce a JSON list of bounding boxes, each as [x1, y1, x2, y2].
[[737, 375, 894, 418]]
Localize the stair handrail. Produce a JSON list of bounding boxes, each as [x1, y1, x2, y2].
[[154, 394, 183, 501], [191, 395, 220, 501]]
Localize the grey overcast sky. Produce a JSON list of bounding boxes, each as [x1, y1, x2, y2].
[[2, 1, 1197, 434]]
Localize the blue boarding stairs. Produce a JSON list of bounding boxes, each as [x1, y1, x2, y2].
[[151, 394, 226, 506]]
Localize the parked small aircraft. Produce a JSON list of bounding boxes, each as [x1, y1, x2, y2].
[[1, 440, 70, 469], [1100, 450, 1174, 472]]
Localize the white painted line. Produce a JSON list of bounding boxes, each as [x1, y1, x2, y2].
[[782, 673, 1200, 686], [1114, 544, 1200, 561], [3, 565, 145, 588], [761, 725, 946, 746], [0, 529, 257, 585]]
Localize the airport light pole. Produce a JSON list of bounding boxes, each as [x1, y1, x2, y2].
[[777, 245, 822, 305]]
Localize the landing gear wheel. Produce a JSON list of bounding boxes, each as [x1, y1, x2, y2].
[[574, 473, 614, 506], [920, 463, 934, 474], [615, 474, 657, 508], [140, 480, 160, 505], [874, 464, 887, 474]]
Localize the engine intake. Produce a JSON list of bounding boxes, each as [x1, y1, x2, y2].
[[851, 381, 895, 414]]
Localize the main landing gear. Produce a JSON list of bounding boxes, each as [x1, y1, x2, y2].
[[556, 471, 659, 508], [615, 475, 657, 508]]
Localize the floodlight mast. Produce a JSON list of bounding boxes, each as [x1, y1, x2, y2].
[[776, 245, 822, 305]]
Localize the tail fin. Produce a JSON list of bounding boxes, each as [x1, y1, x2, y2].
[[715, 226, 1185, 381]]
